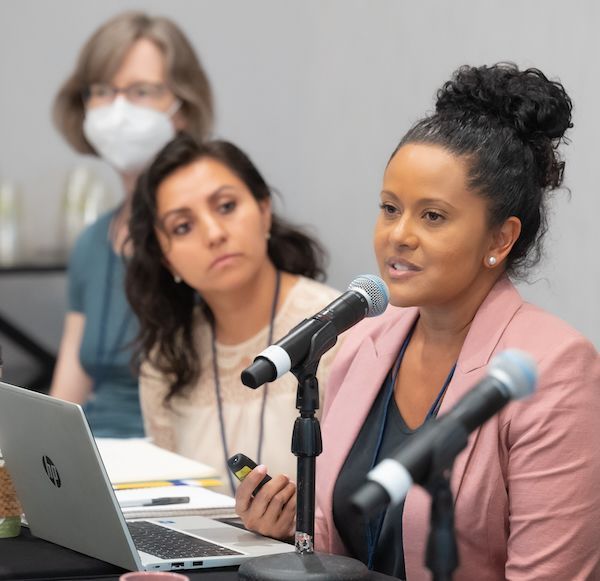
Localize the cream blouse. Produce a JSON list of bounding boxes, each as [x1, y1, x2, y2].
[[139, 276, 342, 493]]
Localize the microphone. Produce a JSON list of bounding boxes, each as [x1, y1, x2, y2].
[[241, 275, 389, 389], [351, 349, 537, 517]]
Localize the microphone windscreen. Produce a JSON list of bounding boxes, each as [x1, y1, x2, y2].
[[488, 349, 538, 400], [348, 275, 389, 317]]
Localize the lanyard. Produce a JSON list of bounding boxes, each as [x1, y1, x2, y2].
[[94, 237, 133, 392], [211, 270, 281, 495], [365, 323, 456, 570]]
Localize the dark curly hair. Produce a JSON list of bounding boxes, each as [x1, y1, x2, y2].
[[126, 133, 327, 400], [393, 62, 573, 276]]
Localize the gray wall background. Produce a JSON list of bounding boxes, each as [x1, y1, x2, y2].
[[1, 0, 599, 380]]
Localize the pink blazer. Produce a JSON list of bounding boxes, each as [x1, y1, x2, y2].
[[315, 277, 600, 580]]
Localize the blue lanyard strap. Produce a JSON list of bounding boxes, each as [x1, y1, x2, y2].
[[212, 270, 281, 495], [365, 324, 456, 570], [428, 362, 456, 419]]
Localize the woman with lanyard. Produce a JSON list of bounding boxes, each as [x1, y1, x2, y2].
[[126, 134, 343, 494], [235, 63, 600, 578], [49, 12, 213, 437]]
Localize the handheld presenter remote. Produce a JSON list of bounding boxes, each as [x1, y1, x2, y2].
[[227, 453, 272, 496]]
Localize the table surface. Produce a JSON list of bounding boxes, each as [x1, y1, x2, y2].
[[0, 260, 66, 274], [0, 247, 68, 274], [0, 527, 396, 580], [0, 527, 240, 580]]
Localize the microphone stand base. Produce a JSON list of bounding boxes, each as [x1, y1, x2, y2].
[[238, 551, 370, 581]]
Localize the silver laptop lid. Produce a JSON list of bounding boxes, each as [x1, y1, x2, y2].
[[0, 381, 141, 571]]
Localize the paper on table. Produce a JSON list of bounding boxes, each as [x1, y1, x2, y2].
[[116, 485, 236, 519], [96, 438, 219, 484]]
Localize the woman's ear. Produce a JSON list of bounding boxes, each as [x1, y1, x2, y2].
[[258, 197, 272, 237], [165, 263, 183, 284], [171, 106, 188, 133], [485, 216, 522, 268], [159, 254, 180, 283]]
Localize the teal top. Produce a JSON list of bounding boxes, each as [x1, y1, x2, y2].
[[68, 210, 143, 437]]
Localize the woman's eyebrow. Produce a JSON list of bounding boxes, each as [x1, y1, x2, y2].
[[380, 190, 457, 210], [159, 185, 239, 222]]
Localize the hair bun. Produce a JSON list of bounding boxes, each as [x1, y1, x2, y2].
[[436, 63, 572, 188], [436, 63, 572, 142]]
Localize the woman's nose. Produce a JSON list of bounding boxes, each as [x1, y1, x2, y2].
[[200, 214, 227, 246], [390, 214, 418, 249]]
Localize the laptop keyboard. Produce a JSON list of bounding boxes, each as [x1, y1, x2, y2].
[[127, 520, 243, 560]]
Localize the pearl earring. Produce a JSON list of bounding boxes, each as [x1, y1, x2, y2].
[[265, 232, 271, 241], [173, 274, 182, 284], [487, 256, 497, 266]]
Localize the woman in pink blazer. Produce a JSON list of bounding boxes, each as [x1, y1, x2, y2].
[[236, 63, 600, 580]]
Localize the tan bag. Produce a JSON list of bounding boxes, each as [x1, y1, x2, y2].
[[0, 459, 22, 537]]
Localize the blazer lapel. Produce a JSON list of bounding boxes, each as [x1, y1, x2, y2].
[[318, 308, 419, 554], [403, 277, 525, 579], [442, 276, 524, 500], [322, 308, 420, 478]]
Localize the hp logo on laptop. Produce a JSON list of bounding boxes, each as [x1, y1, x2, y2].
[[42, 455, 61, 488]]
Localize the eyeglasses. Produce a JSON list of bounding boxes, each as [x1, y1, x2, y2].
[[83, 82, 171, 107]]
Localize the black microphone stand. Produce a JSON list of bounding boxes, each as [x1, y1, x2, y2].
[[425, 473, 457, 581], [238, 323, 370, 581], [421, 421, 469, 581]]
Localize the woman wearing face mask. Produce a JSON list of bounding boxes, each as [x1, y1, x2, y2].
[[235, 63, 600, 578], [126, 134, 342, 492], [50, 12, 213, 437]]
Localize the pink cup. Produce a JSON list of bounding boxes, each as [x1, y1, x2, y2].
[[119, 573, 190, 581]]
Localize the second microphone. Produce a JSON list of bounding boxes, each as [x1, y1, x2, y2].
[[241, 275, 389, 389]]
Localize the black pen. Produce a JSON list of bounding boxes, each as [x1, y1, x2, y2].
[[120, 496, 190, 508]]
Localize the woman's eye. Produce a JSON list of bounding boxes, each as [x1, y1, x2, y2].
[[131, 83, 156, 99], [424, 210, 445, 223], [379, 202, 397, 216], [171, 222, 191, 236], [218, 201, 236, 214], [95, 85, 112, 97]]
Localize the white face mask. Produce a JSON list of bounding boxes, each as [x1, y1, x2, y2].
[[83, 97, 180, 173]]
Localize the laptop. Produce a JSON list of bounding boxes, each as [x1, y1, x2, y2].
[[0, 381, 294, 572]]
